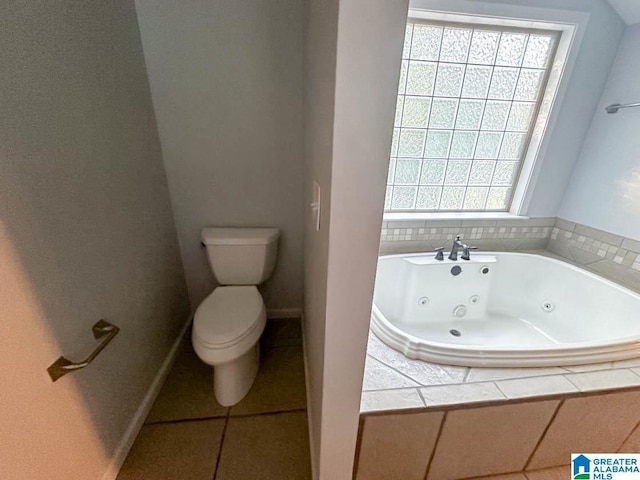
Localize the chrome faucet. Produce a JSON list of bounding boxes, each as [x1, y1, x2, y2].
[[435, 235, 477, 261], [448, 235, 466, 261]]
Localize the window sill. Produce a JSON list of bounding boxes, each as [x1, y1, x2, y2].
[[383, 212, 530, 221]]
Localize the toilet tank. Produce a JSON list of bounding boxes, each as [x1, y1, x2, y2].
[[201, 228, 280, 285]]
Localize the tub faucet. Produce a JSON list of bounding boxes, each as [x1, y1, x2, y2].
[[448, 235, 466, 261]]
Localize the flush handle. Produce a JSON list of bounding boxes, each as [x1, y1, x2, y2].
[[47, 320, 120, 382]]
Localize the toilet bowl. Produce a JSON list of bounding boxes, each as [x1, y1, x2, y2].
[[192, 228, 279, 406]]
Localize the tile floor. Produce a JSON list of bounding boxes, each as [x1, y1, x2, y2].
[[117, 318, 311, 480]]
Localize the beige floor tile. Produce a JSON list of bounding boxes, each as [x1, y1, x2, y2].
[[146, 340, 228, 423], [356, 411, 443, 480], [467, 474, 527, 480], [619, 422, 640, 452], [529, 391, 640, 469], [261, 318, 302, 348], [117, 419, 225, 480], [216, 411, 311, 480], [525, 465, 569, 480], [428, 400, 559, 480], [230, 345, 307, 415]]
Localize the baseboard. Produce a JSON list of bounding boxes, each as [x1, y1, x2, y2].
[[266, 307, 302, 319], [300, 313, 319, 480], [100, 316, 192, 480]]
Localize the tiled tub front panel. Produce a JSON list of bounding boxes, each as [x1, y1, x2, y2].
[[355, 390, 640, 480]]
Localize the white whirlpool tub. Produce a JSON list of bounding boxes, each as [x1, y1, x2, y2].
[[371, 252, 640, 367]]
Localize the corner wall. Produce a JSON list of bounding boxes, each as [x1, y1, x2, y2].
[[0, 2, 190, 478], [303, 0, 409, 478], [559, 24, 640, 241], [134, 0, 305, 313]]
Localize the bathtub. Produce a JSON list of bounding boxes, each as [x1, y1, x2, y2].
[[371, 252, 640, 367]]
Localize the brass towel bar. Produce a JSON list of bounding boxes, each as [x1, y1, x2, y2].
[[47, 319, 119, 382]]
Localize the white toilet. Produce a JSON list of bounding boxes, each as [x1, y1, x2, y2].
[[192, 227, 279, 406]]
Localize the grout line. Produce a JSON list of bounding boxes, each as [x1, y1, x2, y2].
[[523, 398, 564, 471], [228, 407, 307, 419], [417, 388, 428, 407], [212, 409, 231, 480], [363, 386, 425, 393], [462, 367, 471, 383], [352, 416, 366, 479], [266, 343, 304, 349], [146, 407, 307, 427], [144, 413, 230, 426], [422, 411, 447, 480], [616, 417, 640, 452]]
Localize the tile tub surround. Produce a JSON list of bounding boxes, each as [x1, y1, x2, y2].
[[379, 216, 640, 292], [548, 218, 640, 293], [379, 217, 556, 255], [361, 331, 640, 413], [354, 390, 640, 480]]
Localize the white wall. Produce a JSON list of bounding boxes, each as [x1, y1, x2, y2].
[[134, 0, 305, 313], [302, 0, 338, 476], [559, 23, 640, 240], [303, 0, 409, 478], [0, 2, 190, 478]]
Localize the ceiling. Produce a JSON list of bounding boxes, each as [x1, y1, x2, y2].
[[606, 0, 640, 26]]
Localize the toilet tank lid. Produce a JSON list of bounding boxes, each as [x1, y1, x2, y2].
[[201, 228, 280, 246]]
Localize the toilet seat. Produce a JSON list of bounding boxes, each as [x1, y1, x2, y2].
[[192, 286, 266, 365]]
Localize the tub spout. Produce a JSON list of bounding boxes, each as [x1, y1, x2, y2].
[[448, 235, 466, 261]]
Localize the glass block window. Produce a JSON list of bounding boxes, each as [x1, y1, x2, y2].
[[386, 20, 558, 212]]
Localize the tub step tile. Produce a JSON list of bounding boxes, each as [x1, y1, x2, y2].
[[360, 388, 424, 413], [466, 367, 565, 383], [496, 375, 578, 400], [563, 362, 613, 373], [420, 382, 505, 407], [564, 368, 640, 392], [363, 356, 419, 391], [367, 332, 468, 386]]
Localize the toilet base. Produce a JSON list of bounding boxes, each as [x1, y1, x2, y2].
[[213, 343, 260, 406]]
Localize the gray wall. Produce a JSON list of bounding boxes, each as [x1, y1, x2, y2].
[[134, 0, 305, 313], [524, 0, 626, 216], [559, 23, 640, 241], [0, 1, 190, 478]]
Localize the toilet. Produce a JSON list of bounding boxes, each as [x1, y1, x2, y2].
[[192, 227, 279, 406]]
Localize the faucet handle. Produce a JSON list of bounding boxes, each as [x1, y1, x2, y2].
[[461, 246, 478, 261], [434, 247, 444, 261]]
